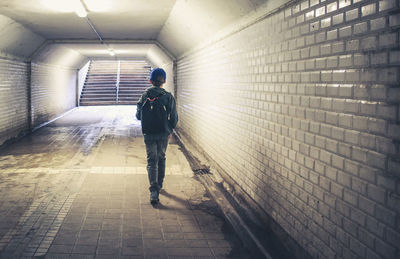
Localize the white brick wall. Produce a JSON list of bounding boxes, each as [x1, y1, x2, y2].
[[176, 0, 400, 258], [31, 63, 77, 128], [0, 60, 78, 145], [0, 58, 29, 146]]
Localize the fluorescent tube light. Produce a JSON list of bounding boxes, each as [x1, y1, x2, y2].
[[108, 49, 116, 56], [75, 1, 88, 17]]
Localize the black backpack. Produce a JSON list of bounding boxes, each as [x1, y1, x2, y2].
[[140, 91, 168, 134]]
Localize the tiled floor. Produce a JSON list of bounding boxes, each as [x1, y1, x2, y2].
[[0, 106, 250, 258]]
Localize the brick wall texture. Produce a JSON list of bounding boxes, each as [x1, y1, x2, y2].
[[31, 63, 77, 128], [0, 60, 77, 145], [0, 58, 29, 146], [176, 0, 400, 258]]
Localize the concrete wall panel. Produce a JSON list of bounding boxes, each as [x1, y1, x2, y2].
[[147, 44, 173, 68], [78, 60, 90, 105], [31, 63, 77, 128], [0, 15, 45, 59], [161, 62, 175, 96], [32, 44, 89, 70], [176, 1, 400, 258], [0, 58, 29, 146]]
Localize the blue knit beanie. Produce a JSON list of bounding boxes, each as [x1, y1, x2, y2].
[[150, 68, 166, 86]]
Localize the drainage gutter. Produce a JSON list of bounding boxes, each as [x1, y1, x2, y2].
[[173, 131, 273, 259]]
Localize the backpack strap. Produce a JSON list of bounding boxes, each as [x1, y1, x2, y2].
[[146, 89, 166, 98], [142, 90, 166, 107]]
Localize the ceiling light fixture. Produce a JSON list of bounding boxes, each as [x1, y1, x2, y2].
[[108, 49, 116, 56], [75, 0, 88, 17], [84, 13, 117, 58]]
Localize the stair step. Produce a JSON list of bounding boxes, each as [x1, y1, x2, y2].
[[118, 91, 143, 94], [84, 85, 116, 88], [80, 97, 116, 101], [80, 101, 117, 105], [119, 94, 142, 97], [80, 60, 151, 106], [82, 89, 116, 92], [85, 83, 116, 86], [81, 94, 116, 98], [83, 89, 116, 92]]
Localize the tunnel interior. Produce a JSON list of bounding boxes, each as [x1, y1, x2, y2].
[[0, 0, 399, 259]]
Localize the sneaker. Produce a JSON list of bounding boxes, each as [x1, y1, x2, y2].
[[150, 191, 159, 204]]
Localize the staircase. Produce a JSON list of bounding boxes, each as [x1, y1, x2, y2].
[[118, 61, 151, 105], [80, 60, 151, 106]]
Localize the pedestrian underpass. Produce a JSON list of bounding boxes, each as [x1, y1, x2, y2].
[[0, 1, 399, 258]]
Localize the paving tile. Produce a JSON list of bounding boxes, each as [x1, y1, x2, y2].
[[95, 255, 120, 259], [98, 237, 120, 247], [104, 211, 123, 219], [181, 225, 201, 232], [82, 222, 102, 231], [164, 232, 185, 240], [162, 224, 181, 231], [122, 246, 144, 256], [0, 106, 250, 259], [60, 222, 82, 232], [143, 238, 165, 248], [167, 247, 193, 257], [144, 246, 168, 257], [212, 247, 233, 257], [183, 232, 205, 240], [191, 247, 214, 257], [186, 239, 209, 248], [76, 231, 100, 245], [72, 245, 97, 254], [207, 239, 232, 248], [122, 231, 142, 239], [179, 219, 198, 226], [45, 253, 71, 259], [47, 244, 73, 254], [96, 244, 120, 255], [164, 239, 188, 248], [203, 233, 225, 240], [102, 219, 122, 231], [142, 231, 163, 239], [122, 238, 142, 247], [52, 234, 77, 245], [67, 254, 94, 259], [101, 229, 121, 237], [63, 214, 85, 224]]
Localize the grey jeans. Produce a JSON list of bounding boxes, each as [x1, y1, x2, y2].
[[144, 137, 169, 192]]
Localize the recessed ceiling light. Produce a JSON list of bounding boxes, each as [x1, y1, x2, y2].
[[108, 49, 116, 56], [75, 1, 88, 17]]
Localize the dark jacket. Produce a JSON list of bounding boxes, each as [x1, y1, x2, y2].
[[136, 86, 178, 140]]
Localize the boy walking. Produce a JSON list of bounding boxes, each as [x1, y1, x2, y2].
[[136, 68, 178, 204]]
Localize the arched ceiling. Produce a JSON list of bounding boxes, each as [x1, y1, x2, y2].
[[0, 0, 289, 67]]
